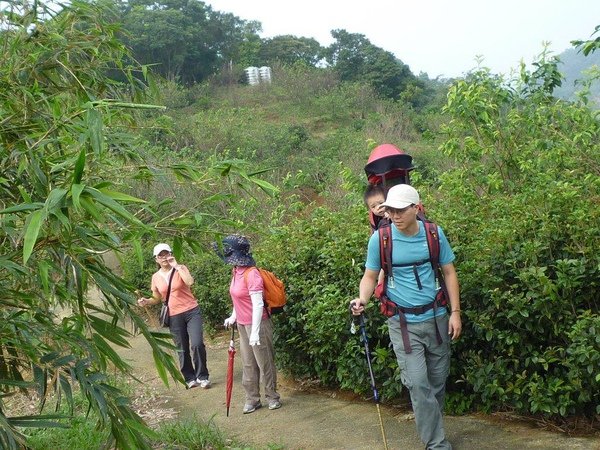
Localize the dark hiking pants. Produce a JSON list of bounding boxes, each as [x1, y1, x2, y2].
[[169, 306, 209, 383]]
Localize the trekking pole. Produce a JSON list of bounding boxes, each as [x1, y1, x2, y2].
[[351, 309, 389, 450]]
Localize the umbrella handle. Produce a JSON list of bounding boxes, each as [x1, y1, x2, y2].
[[229, 325, 235, 349]]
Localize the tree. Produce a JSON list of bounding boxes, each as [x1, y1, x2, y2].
[[572, 24, 600, 56], [119, 0, 261, 83], [259, 35, 324, 66], [0, 1, 273, 448], [324, 29, 421, 101]]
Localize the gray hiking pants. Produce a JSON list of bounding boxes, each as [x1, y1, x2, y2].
[[388, 313, 452, 450], [237, 317, 280, 405]]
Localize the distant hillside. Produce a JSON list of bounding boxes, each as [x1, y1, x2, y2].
[[554, 47, 600, 105]]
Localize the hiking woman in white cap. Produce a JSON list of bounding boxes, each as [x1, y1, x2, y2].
[[138, 243, 210, 389]]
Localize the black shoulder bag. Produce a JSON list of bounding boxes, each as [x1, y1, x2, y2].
[[159, 269, 176, 327]]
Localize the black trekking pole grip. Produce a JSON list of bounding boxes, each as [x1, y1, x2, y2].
[[349, 301, 362, 333]]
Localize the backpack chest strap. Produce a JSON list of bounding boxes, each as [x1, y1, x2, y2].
[[390, 259, 431, 290]]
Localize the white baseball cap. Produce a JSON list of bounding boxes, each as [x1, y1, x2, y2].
[[381, 184, 420, 209], [153, 243, 172, 256]]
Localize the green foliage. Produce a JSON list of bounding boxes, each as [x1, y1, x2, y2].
[[254, 206, 404, 401], [27, 415, 109, 450], [324, 29, 422, 103], [553, 47, 600, 106], [0, 1, 277, 448], [141, 64, 426, 215], [189, 252, 232, 331], [0, 2, 168, 447], [153, 417, 228, 449], [120, 0, 261, 83], [572, 24, 600, 56], [28, 413, 274, 449], [439, 56, 600, 417], [259, 35, 324, 66]]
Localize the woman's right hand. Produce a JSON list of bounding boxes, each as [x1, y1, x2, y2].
[[224, 316, 236, 328], [138, 297, 150, 307]]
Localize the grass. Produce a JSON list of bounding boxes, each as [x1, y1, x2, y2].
[[26, 415, 282, 450], [20, 375, 281, 450], [26, 416, 109, 450]]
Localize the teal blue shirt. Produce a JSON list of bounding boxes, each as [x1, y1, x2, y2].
[[365, 221, 455, 322]]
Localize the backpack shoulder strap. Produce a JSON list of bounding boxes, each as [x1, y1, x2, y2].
[[243, 267, 271, 316], [164, 269, 176, 305], [423, 220, 440, 268], [241, 266, 255, 286], [423, 220, 448, 293], [378, 219, 393, 277]]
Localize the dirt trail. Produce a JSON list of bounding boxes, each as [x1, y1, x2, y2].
[[118, 328, 600, 450]]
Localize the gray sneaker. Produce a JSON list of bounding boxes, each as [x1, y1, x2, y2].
[[268, 400, 282, 410], [242, 401, 262, 414]]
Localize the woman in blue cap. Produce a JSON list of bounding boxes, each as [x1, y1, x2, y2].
[[219, 235, 281, 414]]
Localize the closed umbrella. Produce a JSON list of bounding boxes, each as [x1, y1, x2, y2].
[[226, 326, 236, 417]]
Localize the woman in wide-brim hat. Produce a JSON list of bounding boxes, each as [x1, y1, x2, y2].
[[138, 243, 210, 389], [218, 234, 281, 414]]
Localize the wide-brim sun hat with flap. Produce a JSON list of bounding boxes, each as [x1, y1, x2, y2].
[[153, 243, 172, 256], [221, 234, 256, 267], [381, 184, 420, 209]]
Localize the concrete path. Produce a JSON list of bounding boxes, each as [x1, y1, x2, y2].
[[118, 330, 599, 450]]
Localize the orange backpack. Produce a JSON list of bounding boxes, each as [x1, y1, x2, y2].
[[243, 267, 286, 315]]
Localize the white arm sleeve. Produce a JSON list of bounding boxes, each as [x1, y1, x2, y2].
[[249, 291, 264, 345]]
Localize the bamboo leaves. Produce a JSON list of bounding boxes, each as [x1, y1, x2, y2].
[[22, 208, 43, 264], [1, 2, 278, 447]]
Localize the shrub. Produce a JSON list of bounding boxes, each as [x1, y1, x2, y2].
[[254, 206, 404, 401], [439, 58, 600, 417]]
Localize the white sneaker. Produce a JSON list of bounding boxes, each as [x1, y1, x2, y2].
[[197, 379, 211, 389], [186, 379, 200, 389]]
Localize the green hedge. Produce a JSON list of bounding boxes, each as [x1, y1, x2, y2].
[[437, 62, 600, 417], [253, 206, 405, 401], [250, 61, 599, 419], [124, 57, 600, 420]]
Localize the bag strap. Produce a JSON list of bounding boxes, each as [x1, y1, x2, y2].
[[241, 266, 253, 286], [378, 221, 393, 290], [242, 267, 271, 317], [424, 221, 448, 297], [164, 269, 176, 306]]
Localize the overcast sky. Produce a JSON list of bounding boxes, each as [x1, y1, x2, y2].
[[206, 0, 600, 78]]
